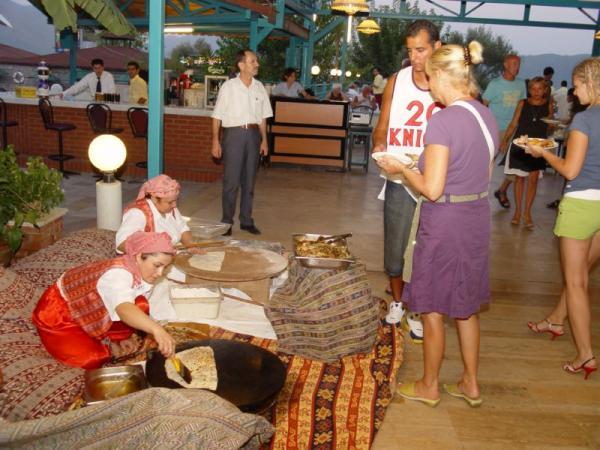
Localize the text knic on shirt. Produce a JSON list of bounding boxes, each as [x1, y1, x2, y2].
[[388, 100, 443, 147]]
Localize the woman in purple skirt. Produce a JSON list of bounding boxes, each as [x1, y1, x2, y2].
[[376, 41, 498, 407]]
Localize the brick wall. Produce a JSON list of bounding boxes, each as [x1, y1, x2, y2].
[[4, 102, 223, 182]]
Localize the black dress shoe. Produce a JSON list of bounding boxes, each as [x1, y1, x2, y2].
[[240, 224, 261, 235], [222, 227, 232, 236]]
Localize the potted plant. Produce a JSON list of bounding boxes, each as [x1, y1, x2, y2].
[[0, 146, 64, 266]]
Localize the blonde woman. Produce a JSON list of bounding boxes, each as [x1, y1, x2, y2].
[[376, 41, 498, 407], [527, 58, 600, 380]]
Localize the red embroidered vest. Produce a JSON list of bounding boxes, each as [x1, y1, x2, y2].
[[123, 199, 155, 232], [60, 258, 136, 338]]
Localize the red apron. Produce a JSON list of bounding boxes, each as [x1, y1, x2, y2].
[[32, 284, 149, 369]]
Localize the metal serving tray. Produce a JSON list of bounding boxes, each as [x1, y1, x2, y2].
[[292, 233, 355, 270]]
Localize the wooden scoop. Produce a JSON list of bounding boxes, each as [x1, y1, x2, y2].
[[170, 355, 193, 383]]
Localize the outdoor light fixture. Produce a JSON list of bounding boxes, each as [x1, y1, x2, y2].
[[331, 0, 369, 16], [164, 26, 194, 34], [345, 71, 352, 77], [311, 65, 321, 75], [89, 134, 127, 231], [346, 16, 353, 43], [336, 69, 343, 76], [357, 73, 361, 78], [357, 19, 380, 35], [330, 68, 338, 76]]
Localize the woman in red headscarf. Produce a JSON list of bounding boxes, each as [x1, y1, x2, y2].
[[32, 231, 177, 369], [116, 174, 195, 253]]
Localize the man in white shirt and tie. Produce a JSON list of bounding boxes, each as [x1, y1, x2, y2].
[[62, 58, 116, 100], [211, 49, 272, 236]]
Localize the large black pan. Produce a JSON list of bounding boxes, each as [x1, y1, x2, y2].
[[146, 339, 286, 413]]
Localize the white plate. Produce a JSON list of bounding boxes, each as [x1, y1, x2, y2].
[[512, 138, 558, 151], [541, 118, 565, 127], [371, 152, 413, 165]]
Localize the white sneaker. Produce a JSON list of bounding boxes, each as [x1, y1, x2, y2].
[[402, 312, 424, 344], [385, 301, 406, 325]]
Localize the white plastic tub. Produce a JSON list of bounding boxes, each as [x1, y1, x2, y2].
[[170, 285, 222, 320]]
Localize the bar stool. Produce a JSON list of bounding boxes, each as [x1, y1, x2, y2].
[[38, 98, 79, 177], [86, 103, 124, 134], [86, 103, 125, 180], [346, 106, 374, 172], [0, 98, 18, 150], [127, 107, 148, 182]]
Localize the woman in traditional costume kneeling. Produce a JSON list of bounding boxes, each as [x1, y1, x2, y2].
[[116, 174, 194, 253], [32, 231, 177, 369]]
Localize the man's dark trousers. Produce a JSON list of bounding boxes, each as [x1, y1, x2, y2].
[[221, 126, 261, 227]]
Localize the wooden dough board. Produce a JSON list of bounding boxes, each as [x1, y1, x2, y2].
[[174, 246, 288, 282]]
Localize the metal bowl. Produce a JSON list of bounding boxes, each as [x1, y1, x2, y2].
[[292, 233, 355, 270], [84, 365, 147, 405], [187, 218, 231, 240]]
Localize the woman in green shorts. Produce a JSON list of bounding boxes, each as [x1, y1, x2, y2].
[[526, 58, 600, 380]]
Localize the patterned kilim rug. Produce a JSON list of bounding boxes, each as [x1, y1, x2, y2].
[[210, 318, 403, 450]]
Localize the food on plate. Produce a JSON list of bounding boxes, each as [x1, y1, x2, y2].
[[295, 238, 351, 259], [189, 251, 225, 272], [165, 346, 218, 390], [515, 135, 556, 148]]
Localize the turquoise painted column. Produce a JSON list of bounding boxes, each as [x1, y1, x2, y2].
[[286, 37, 298, 68], [300, 21, 315, 87], [147, 0, 165, 176], [59, 29, 78, 86], [339, 24, 349, 85]]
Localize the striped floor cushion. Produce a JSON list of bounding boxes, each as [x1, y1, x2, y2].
[[265, 260, 379, 362]]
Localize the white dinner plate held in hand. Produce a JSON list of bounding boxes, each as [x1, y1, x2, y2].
[[512, 137, 558, 152], [371, 152, 414, 166]]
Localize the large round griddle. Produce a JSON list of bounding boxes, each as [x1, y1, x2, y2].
[[174, 246, 288, 282], [146, 339, 286, 413]]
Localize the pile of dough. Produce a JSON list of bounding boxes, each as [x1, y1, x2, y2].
[[189, 252, 226, 272], [165, 346, 218, 390]]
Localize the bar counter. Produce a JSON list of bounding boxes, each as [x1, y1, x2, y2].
[[1, 93, 220, 182]]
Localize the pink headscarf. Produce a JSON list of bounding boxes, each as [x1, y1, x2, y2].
[[123, 231, 176, 285], [136, 174, 180, 201]]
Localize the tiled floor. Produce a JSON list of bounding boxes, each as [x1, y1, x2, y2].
[[59, 162, 599, 449]]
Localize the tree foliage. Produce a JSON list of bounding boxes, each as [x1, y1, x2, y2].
[[442, 26, 515, 90], [350, 3, 443, 81], [214, 36, 288, 82], [166, 38, 214, 77]]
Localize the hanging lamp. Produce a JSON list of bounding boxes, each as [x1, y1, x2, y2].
[[357, 19, 380, 34], [331, 0, 369, 16]]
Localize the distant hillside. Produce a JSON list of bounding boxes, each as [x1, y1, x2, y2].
[[520, 54, 589, 87]]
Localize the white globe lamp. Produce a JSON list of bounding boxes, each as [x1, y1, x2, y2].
[[88, 134, 127, 231], [345, 70, 352, 77], [330, 68, 338, 76], [311, 65, 321, 76], [336, 69, 343, 77]]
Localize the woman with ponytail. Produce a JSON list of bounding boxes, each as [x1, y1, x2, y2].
[[376, 41, 499, 407]]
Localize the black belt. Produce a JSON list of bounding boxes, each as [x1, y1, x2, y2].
[[227, 123, 259, 129]]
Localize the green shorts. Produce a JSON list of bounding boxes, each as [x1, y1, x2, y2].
[[554, 196, 600, 240]]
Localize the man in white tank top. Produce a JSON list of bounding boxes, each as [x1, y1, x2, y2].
[[372, 20, 442, 340]]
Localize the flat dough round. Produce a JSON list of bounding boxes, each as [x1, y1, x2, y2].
[[165, 346, 218, 390], [188, 252, 225, 272]]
